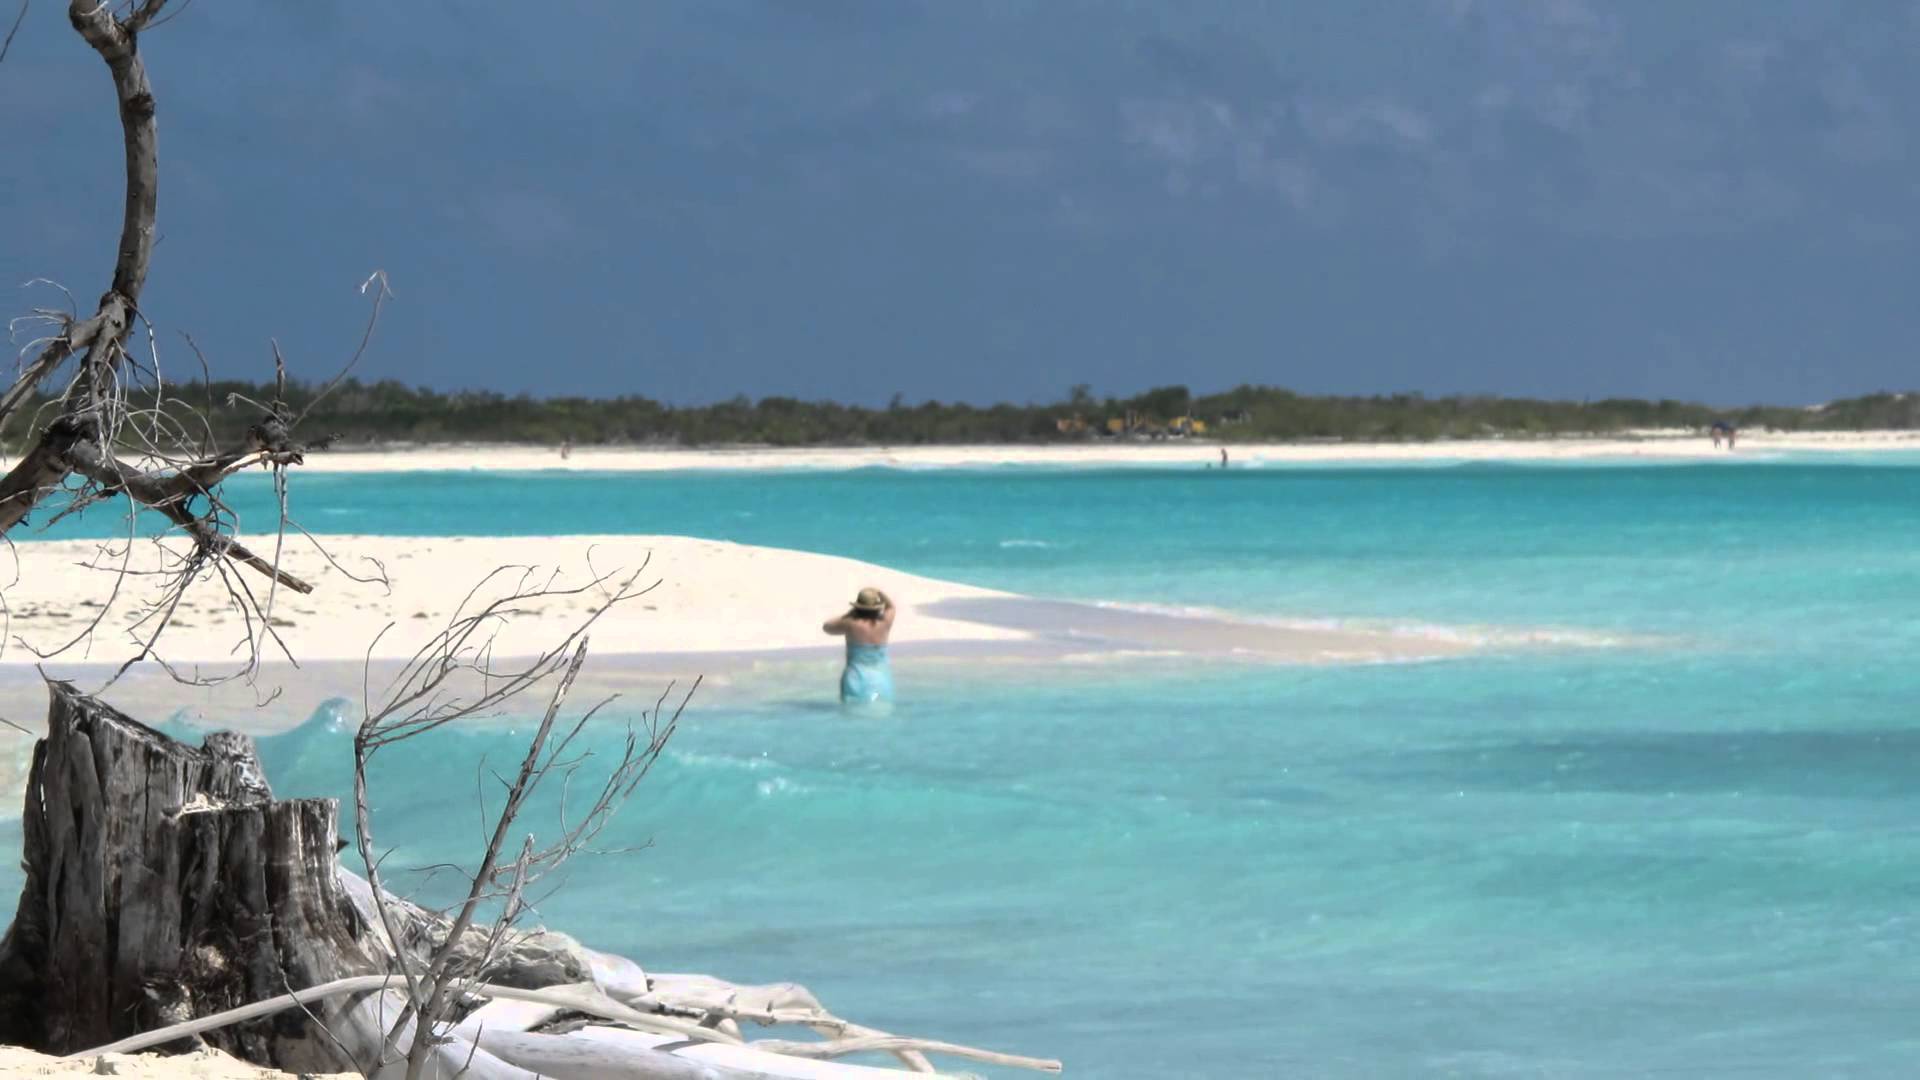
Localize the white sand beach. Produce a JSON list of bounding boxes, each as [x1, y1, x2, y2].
[[0, 534, 1021, 668], [0, 1044, 352, 1079], [285, 430, 1920, 473]]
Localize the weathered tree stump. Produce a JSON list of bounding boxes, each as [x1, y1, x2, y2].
[[0, 681, 384, 1072], [0, 682, 1057, 1079]]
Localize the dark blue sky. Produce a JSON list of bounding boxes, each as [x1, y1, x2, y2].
[[4, 1, 1917, 406]]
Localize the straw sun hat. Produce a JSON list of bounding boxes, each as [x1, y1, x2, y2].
[[852, 587, 887, 613]]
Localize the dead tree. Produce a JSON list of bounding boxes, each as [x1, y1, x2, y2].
[[6, 2, 245, 533], [0, 6, 1063, 1076], [1, 0, 378, 687]]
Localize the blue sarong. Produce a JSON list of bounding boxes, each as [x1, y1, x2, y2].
[[840, 642, 895, 705]]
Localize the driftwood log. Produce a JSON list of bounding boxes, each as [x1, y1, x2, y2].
[[0, 682, 1062, 1078]]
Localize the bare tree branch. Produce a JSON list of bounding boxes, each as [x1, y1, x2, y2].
[[12, 514, 140, 663], [11, 267, 391, 678], [290, 522, 391, 590], [346, 558, 692, 1080], [123, 0, 168, 35], [402, 640, 590, 1075], [58, 439, 314, 593], [0, 0, 25, 67], [0, 0, 163, 531], [297, 269, 389, 427], [135, 0, 188, 31]]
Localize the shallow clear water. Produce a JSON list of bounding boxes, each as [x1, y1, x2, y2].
[[9, 462, 1920, 1076]]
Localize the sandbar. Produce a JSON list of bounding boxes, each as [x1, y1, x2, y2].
[[0, 533, 1512, 738]]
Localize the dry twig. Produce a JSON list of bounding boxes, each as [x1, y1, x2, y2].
[[0, 0, 386, 691], [350, 560, 692, 1079], [0, 0, 26, 67]]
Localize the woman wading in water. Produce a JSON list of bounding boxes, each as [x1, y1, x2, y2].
[[823, 586, 895, 705]]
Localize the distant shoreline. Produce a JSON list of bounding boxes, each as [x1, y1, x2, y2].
[[278, 429, 1920, 473]]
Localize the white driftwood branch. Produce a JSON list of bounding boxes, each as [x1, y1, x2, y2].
[[65, 975, 727, 1060], [749, 1035, 1062, 1073], [68, 974, 398, 1058], [475, 1024, 938, 1080], [68, 967, 1064, 1076]]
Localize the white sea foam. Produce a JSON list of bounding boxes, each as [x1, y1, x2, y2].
[[755, 775, 810, 798], [1088, 599, 1650, 652], [669, 749, 778, 772], [1056, 648, 1188, 665]]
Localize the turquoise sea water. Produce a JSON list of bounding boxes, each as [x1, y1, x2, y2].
[[8, 461, 1920, 1076]]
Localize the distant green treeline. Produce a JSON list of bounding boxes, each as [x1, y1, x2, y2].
[[7, 380, 1920, 450]]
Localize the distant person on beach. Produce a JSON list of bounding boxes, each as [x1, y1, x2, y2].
[[1710, 421, 1736, 449], [1220, 448, 1229, 468], [823, 586, 895, 705]]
